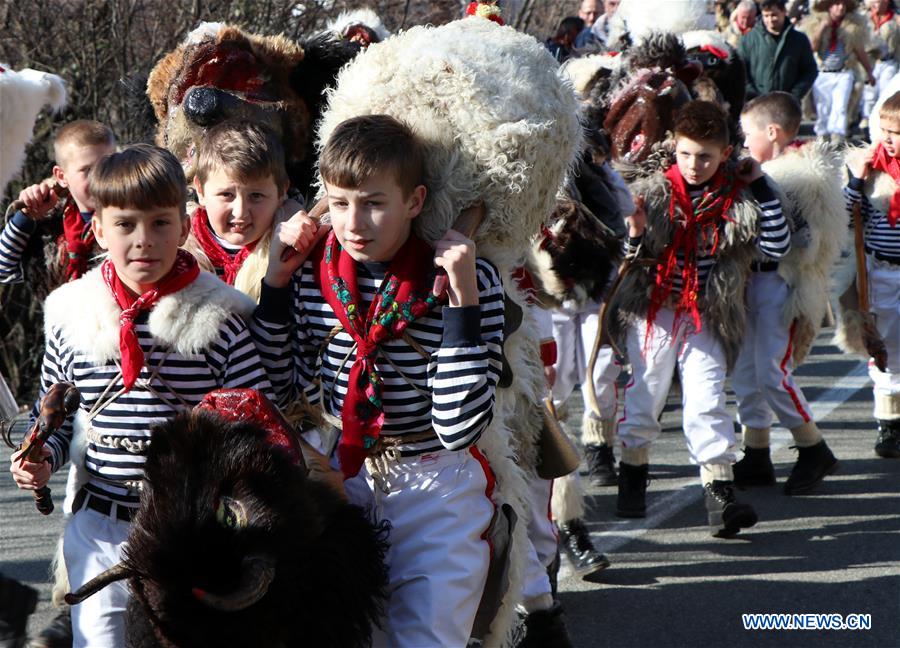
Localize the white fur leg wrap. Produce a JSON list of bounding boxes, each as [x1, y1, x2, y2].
[[551, 472, 585, 524], [875, 393, 900, 420], [700, 463, 733, 485], [582, 416, 616, 445]]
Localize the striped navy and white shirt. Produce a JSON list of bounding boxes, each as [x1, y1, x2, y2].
[[39, 311, 271, 509], [251, 257, 505, 457], [0, 212, 37, 284], [844, 175, 900, 263], [625, 176, 790, 292]]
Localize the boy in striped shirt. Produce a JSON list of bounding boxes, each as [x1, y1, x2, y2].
[[732, 92, 839, 493], [612, 101, 787, 537], [252, 115, 504, 647], [843, 90, 900, 458], [9, 144, 270, 647]]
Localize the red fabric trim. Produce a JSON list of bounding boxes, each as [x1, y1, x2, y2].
[[872, 9, 894, 32], [190, 206, 256, 284], [700, 44, 729, 60], [61, 199, 95, 281], [470, 446, 497, 558], [780, 320, 811, 423]]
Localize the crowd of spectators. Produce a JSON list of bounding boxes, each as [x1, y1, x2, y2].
[[547, 0, 900, 143]]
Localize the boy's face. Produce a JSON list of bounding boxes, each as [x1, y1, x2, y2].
[[674, 136, 733, 186], [740, 114, 777, 163], [93, 206, 190, 295], [828, 2, 846, 21], [195, 168, 284, 248], [879, 117, 900, 157], [53, 142, 117, 212], [324, 170, 426, 263]]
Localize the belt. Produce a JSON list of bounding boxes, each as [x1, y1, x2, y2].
[[368, 430, 441, 459], [821, 68, 846, 73], [869, 250, 900, 266], [750, 261, 779, 272], [72, 489, 135, 522]]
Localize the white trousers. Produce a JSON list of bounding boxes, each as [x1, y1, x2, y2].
[[862, 60, 899, 119], [868, 259, 900, 413], [732, 272, 813, 430], [618, 309, 738, 465], [521, 477, 557, 602], [63, 508, 130, 648], [551, 301, 621, 421], [813, 70, 855, 136], [369, 447, 495, 648]]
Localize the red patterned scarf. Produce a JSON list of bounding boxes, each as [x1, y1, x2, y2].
[[870, 143, 900, 227], [61, 199, 95, 281], [313, 230, 442, 479], [646, 165, 743, 344], [190, 207, 256, 285], [101, 250, 200, 391]]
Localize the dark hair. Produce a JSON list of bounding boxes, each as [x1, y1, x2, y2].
[[319, 115, 425, 197], [90, 144, 187, 216], [556, 16, 585, 39], [195, 120, 289, 191], [741, 91, 802, 137], [674, 100, 730, 147], [759, 0, 787, 10]]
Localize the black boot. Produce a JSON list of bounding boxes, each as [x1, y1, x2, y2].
[[875, 420, 900, 459], [0, 574, 38, 648], [616, 462, 648, 518], [784, 441, 839, 495], [545, 549, 560, 599], [704, 480, 758, 538], [558, 518, 610, 580], [515, 601, 574, 648], [585, 443, 617, 487], [29, 607, 72, 648], [733, 447, 776, 488]]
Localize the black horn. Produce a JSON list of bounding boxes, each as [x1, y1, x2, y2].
[[65, 563, 135, 605], [192, 555, 275, 612]]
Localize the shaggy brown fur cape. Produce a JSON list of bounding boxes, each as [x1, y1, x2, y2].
[[606, 161, 760, 369]]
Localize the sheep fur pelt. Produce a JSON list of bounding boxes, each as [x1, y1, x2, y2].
[[762, 141, 848, 364], [0, 64, 67, 193], [316, 17, 581, 644]]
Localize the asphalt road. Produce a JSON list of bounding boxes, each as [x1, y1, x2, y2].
[[1, 328, 898, 646]]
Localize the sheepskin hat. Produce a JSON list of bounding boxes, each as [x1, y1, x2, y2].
[[316, 18, 582, 266], [326, 8, 390, 42]]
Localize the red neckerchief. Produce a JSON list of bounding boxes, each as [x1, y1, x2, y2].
[[829, 19, 841, 52], [101, 249, 200, 391], [313, 230, 443, 479], [61, 198, 95, 281], [872, 9, 894, 32], [190, 207, 255, 285], [870, 143, 900, 227], [647, 165, 743, 345]]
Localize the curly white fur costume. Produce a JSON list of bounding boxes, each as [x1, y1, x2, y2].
[[317, 17, 581, 644]]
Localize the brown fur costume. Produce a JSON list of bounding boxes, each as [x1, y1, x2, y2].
[[146, 23, 354, 194], [606, 158, 761, 370]]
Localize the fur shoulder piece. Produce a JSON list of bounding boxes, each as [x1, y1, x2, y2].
[[560, 54, 622, 98], [764, 141, 848, 364], [43, 268, 256, 363]]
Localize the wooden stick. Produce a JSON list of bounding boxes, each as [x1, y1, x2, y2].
[[279, 195, 331, 262], [432, 201, 486, 298], [852, 200, 869, 311]]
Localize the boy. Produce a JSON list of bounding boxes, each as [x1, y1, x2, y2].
[[733, 92, 840, 492], [860, 0, 900, 132], [612, 101, 788, 537], [0, 120, 116, 285], [9, 144, 271, 647], [187, 120, 293, 300], [807, 0, 875, 144], [252, 115, 505, 646], [843, 91, 900, 458]]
